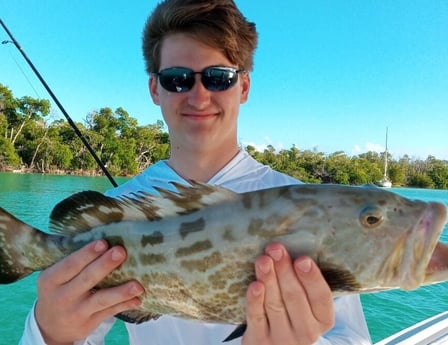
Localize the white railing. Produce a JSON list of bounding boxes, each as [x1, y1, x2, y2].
[[374, 311, 448, 345]]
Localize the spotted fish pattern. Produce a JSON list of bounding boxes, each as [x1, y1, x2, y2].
[[0, 182, 447, 334]]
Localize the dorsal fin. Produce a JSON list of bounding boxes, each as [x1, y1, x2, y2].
[[153, 180, 239, 213], [49, 190, 161, 235], [49, 182, 238, 235]]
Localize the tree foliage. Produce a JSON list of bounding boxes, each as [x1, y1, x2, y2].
[[0, 84, 169, 175], [247, 145, 448, 189], [1, 84, 447, 188]]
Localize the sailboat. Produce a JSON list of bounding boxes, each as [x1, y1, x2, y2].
[[377, 127, 392, 188]]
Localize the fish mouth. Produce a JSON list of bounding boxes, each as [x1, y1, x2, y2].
[[408, 201, 448, 289], [425, 241, 448, 284], [382, 201, 448, 291]]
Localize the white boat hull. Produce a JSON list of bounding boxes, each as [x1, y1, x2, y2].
[[377, 179, 392, 188]]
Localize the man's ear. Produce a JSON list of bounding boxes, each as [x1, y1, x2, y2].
[[149, 76, 160, 105], [240, 72, 250, 104]]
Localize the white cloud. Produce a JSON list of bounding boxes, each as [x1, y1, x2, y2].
[[352, 142, 385, 156], [365, 142, 385, 153], [242, 141, 268, 152], [240, 136, 286, 153], [352, 144, 362, 154]]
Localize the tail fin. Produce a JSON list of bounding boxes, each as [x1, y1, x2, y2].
[[0, 206, 46, 284]]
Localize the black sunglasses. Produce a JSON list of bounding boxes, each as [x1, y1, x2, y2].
[[154, 66, 245, 93]]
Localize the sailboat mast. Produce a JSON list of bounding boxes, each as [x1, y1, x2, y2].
[[384, 127, 388, 178]]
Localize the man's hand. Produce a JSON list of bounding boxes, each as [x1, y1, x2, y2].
[[243, 243, 334, 345], [35, 240, 144, 345]]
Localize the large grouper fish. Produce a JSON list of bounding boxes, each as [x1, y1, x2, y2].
[[1, 182, 448, 341]]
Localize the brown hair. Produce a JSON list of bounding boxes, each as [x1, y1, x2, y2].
[[142, 0, 258, 74]]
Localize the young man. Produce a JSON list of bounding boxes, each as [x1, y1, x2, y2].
[[20, 1, 371, 344]]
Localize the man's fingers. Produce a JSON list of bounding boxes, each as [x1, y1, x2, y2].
[[39, 240, 109, 287], [265, 244, 313, 318], [244, 281, 268, 343], [69, 245, 127, 293], [253, 253, 294, 342], [35, 240, 143, 343], [87, 280, 144, 323], [294, 257, 334, 328], [242, 244, 336, 345]]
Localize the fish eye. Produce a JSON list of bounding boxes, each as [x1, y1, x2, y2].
[[359, 207, 384, 228]]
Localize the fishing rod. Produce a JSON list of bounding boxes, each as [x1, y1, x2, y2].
[[0, 18, 118, 187]]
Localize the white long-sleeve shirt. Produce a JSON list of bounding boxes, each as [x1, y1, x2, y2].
[[20, 150, 372, 345]]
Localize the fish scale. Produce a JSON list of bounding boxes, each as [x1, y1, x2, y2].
[[0, 181, 447, 342]]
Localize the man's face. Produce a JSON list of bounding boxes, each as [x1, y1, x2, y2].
[[149, 33, 250, 153]]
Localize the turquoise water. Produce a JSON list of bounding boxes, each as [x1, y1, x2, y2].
[[0, 172, 447, 344]]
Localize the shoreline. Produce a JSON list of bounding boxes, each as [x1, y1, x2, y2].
[[0, 167, 133, 178]]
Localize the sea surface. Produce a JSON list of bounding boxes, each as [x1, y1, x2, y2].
[[0, 172, 447, 344]]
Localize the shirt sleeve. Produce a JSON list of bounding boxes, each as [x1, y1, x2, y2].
[[19, 301, 116, 345], [316, 295, 372, 345], [19, 302, 47, 345], [74, 317, 116, 345]]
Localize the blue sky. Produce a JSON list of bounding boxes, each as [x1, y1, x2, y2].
[[1, 1, 447, 160]]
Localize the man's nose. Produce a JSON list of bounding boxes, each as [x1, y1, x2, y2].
[[187, 75, 211, 108]]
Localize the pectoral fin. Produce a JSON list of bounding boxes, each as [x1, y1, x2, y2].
[[115, 309, 161, 324], [320, 265, 361, 293], [223, 323, 247, 342]]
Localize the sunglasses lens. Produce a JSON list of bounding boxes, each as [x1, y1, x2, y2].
[[202, 67, 239, 91], [158, 68, 195, 93], [157, 67, 241, 92]]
